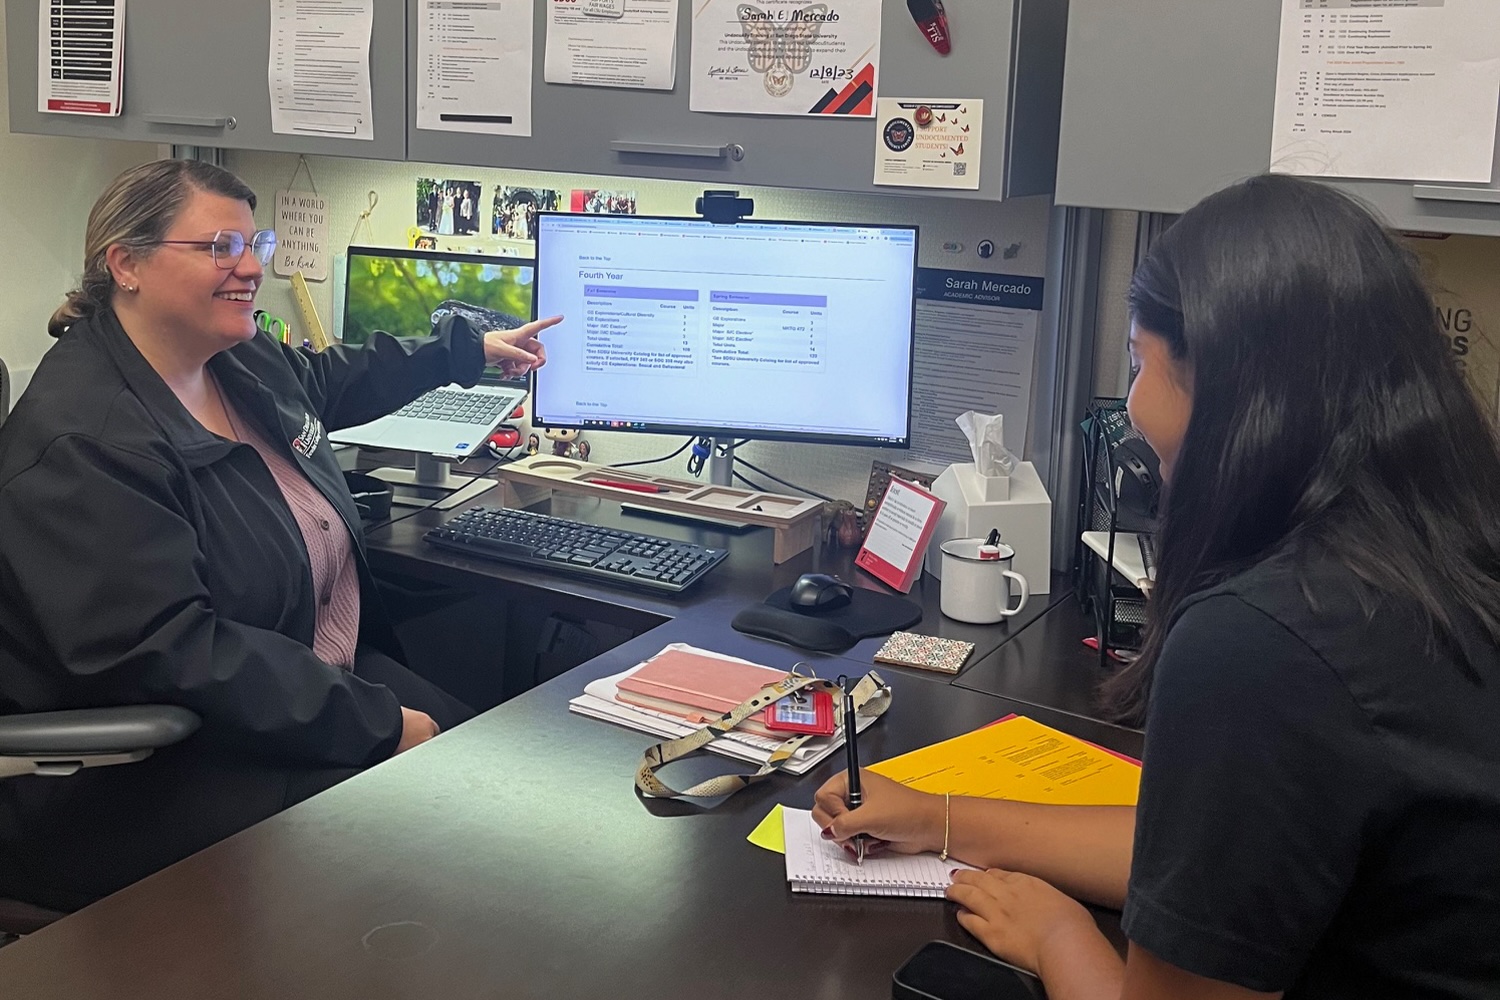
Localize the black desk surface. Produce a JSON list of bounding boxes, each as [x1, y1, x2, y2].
[[954, 595, 1127, 727], [0, 497, 1124, 998], [363, 492, 1069, 667], [0, 615, 1138, 999]]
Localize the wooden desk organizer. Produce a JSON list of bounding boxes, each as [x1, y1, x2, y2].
[[495, 456, 823, 564]]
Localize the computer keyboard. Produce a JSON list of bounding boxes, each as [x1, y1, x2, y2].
[[424, 506, 728, 593], [394, 388, 513, 425]]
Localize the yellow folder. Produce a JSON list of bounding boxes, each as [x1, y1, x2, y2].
[[748, 715, 1140, 854]]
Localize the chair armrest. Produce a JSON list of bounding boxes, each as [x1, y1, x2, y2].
[[0, 706, 200, 756]]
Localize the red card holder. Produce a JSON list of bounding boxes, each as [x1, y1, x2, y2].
[[763, 690, 835, 736]]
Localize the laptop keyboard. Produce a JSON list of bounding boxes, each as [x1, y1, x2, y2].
[[394, 388, 515, 425]]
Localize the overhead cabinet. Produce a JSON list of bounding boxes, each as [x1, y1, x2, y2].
[[404, 0, 1068, 201], [6, 0, 409, 160], [1054, 0, 1500, 235], [7, 0, 1072, 201]]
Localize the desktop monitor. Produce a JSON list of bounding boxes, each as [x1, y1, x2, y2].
[[342, 245, 534, 380], [531, 214, 918, 448]]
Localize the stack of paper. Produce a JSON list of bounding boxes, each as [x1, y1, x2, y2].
[[568, 643, 875, 776]]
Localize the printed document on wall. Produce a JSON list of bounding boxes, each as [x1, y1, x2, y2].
[[269, 0, 375, 141], [544, 0, 678, 90], [1270, 0, 1500, 183], [905, 268, 1043, 469], [874, 98, 981, 190], [37, 0, 126, 116], [417, 0, 533, 135], [690, 0, 881, 116]]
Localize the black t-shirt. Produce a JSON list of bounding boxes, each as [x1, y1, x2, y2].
[[1121, 548, 1500, 998]]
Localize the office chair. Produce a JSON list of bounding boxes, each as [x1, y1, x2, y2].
[[0, 358, 204, 942], [0, 705, 202, 940]]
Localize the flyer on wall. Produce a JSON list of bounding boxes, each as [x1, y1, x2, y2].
[[416, 0, 533, 137], [690, 0, 881, 117], [37, 0, 126, 116], [873, 98, 982, 190], [544, 0, 679, 91], [268, 0, 375, 141]]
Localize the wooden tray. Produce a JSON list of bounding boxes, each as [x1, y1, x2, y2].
[[495, 456, 823, 564]]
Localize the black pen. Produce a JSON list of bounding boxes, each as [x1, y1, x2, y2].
[[842, 677, 866, 865], [1138, 532, 1156, 583]]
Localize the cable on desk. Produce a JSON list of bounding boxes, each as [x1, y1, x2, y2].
[[377, 451, 515, 529], [688, 437, 752, 478], [686, 436, 713, 477], [608, 436, 697, 469], [733, 456, 835, 502]]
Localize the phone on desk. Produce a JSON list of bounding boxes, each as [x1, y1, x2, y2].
[[892, 941, 1045, 1000]]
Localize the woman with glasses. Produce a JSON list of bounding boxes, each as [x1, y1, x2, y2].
[[0, 159, 560, 912], [814, 175, 1500, 999]]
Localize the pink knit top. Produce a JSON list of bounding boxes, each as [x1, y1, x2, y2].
[[224, 396, 361, 669]]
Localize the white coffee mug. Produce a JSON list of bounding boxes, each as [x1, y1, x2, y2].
[[938, 538, 1031, 624]]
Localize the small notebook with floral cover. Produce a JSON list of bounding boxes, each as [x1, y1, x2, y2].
[[872, 632, 976, 675]]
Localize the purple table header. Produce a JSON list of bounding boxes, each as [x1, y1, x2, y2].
[[584, 285, 700, 301], [710, 291, 828, 307]]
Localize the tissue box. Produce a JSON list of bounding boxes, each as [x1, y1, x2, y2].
[[925, 461, 1051, 593]]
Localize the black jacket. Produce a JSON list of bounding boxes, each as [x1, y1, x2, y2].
[[0, 310, 485, 767]]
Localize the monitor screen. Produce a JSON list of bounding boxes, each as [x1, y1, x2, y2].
[[532, 214, 918, 447], [342, 246, 534, 380]]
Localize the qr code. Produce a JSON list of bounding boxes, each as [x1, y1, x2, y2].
[[953, 162, 967, 176]]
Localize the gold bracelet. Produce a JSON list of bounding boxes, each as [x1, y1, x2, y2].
[[939, 791, 951, 862]]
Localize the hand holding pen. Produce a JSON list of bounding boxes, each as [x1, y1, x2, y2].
[[811, 769, 945, 859], [841, 677, 867, 864]]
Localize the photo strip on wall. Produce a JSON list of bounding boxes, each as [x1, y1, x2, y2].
[[494, 187, 561, 241], [416, 178, 484, 237], [410, 182, 638, 255]]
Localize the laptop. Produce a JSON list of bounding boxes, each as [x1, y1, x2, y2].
[[328, 382, 527, 459], [330, 246, 537, 459]]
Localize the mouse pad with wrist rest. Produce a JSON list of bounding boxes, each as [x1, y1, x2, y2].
[[731, 586, 922, 652], [765, 585, 921, 636]]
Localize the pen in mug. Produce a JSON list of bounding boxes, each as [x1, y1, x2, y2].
[[841, 676, 866, 865]]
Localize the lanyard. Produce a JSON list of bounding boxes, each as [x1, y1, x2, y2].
[[635, 669, 891, 799]]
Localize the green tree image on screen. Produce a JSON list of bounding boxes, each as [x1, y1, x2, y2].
[[343, 256, 532, 345]]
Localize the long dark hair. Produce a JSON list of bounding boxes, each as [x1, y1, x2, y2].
[[1105, 174, 1500, 724]]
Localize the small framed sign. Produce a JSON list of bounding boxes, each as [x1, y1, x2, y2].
[[855, 477, 945, 593]]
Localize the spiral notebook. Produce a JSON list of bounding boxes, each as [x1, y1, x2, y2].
[[781, 808, 977, 897]]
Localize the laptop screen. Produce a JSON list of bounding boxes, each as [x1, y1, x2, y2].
[[342, 246, 534, 380]]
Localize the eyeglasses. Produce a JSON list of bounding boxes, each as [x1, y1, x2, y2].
[[151, 229, 278, 269]]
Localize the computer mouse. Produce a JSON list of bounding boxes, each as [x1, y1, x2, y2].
[[789, 573, 854, 612]]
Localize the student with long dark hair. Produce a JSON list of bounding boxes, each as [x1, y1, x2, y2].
[[813, 174, 1500, 998]]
